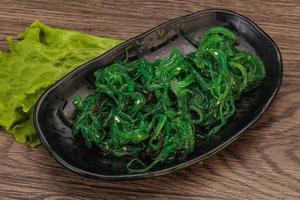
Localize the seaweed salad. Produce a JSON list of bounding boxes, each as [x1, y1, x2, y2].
[[72, 27, 266, 173]]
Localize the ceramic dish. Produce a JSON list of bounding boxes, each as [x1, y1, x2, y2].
[[34, 9, 283, 180]]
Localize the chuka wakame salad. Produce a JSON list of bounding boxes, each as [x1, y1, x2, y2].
[[71, 27, 266, 173]]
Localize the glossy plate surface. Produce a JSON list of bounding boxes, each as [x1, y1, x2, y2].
[[34, 9, 283, 180]]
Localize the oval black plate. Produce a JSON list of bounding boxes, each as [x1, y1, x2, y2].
[[34, 9, 282, 180]]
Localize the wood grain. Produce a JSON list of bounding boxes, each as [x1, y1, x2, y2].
[[0, 0, 299, 199]]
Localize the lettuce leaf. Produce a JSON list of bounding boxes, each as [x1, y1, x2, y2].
[[0, 20, 122, 147]]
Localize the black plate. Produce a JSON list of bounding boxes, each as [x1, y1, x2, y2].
[[34, 9, 282, 180]]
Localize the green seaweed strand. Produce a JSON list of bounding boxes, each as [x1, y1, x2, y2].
[[72, 26, 266, 173]]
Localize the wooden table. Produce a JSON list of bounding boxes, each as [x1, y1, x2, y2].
[[0, 1, 299, 199]]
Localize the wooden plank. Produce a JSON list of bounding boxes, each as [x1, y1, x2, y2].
[[0, 0, 299, 199]]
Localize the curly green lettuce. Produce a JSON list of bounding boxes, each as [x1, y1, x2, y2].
[[0, 20, 122, 147]]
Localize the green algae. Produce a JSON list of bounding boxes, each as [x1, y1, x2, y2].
[[72, 27, 266, 173]]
